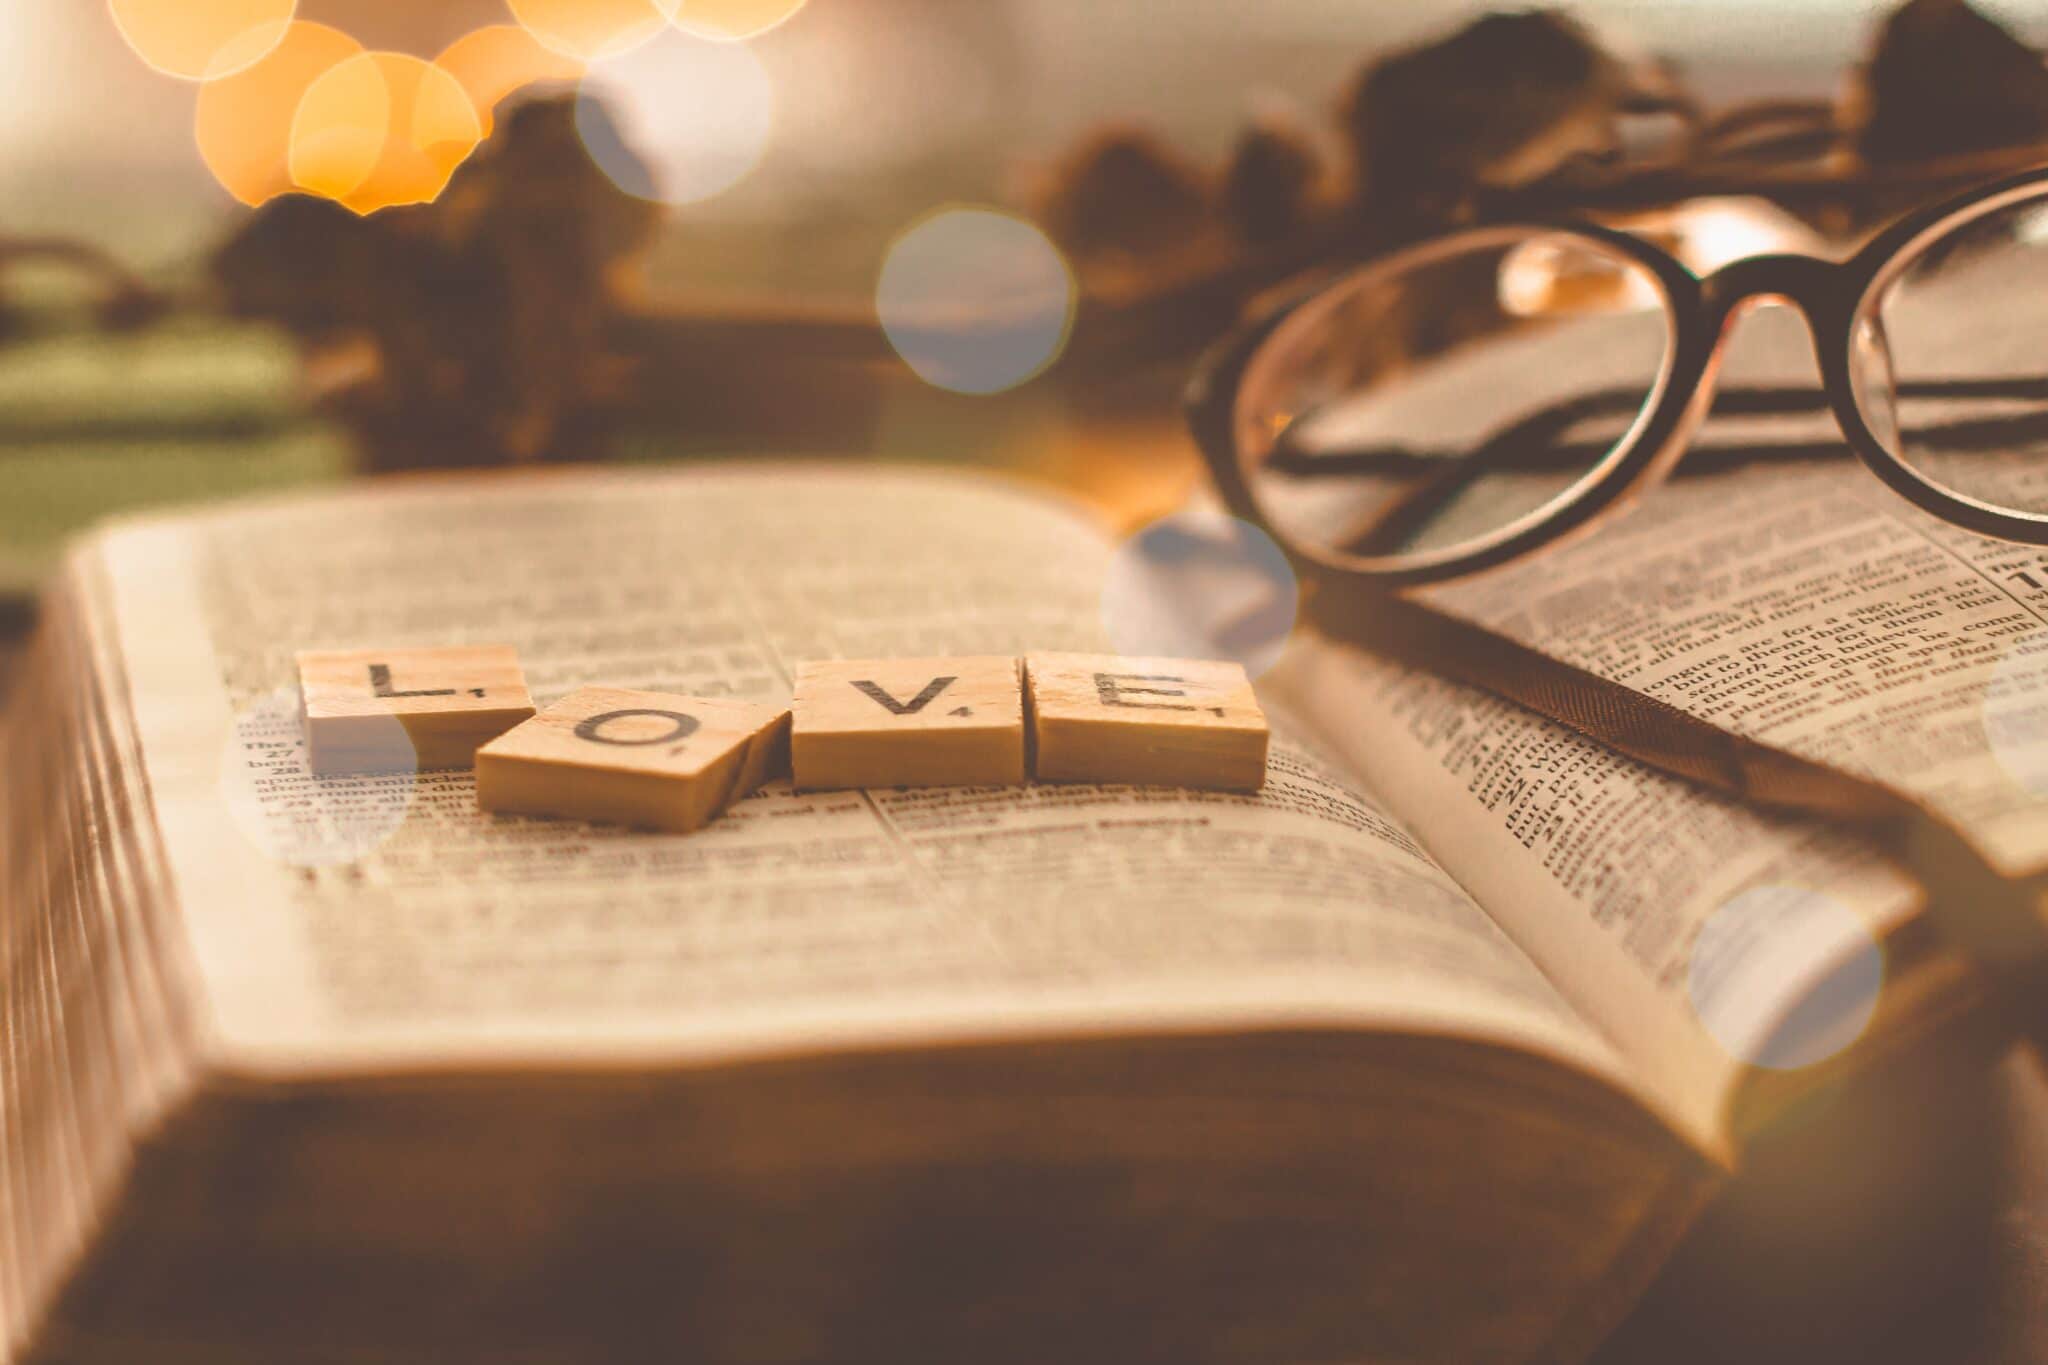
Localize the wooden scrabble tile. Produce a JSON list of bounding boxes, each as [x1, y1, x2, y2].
[[298, 645, 536, 776], [791, 657, 1026, 790], [1026, 653, 1269, 791], [475, 686, 791, 833]]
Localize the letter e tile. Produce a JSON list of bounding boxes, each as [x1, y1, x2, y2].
[[1026, 652, 1267, 791]]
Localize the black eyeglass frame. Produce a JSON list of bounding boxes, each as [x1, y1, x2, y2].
[[1184, 163, 2048, 589]]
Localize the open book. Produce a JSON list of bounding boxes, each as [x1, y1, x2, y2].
[[0, 463, 1984, 1364]]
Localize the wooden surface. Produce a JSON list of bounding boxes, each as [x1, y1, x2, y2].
[[1591, 1045, 2048, 1365], [477, 685, 791, 833]]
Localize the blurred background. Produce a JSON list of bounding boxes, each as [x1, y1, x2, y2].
[[3, 0, 2047, 592], [7, 1, 2047, 264]]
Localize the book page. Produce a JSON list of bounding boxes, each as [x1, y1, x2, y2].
[[1411, 305, 2048, 877], [1276, 634, 1930, 1142], [92, 466, 1637, 1107]]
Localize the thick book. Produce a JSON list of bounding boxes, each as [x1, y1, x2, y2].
[[0, 463, 1983, 1364]]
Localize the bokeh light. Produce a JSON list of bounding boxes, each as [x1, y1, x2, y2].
[[195, 19, 363, 206], [1101, 508, 1299, 678], [1982, 630, 2048, 797], [506, 0, 678, 63], [673, 0, 809, 41], [574, 29, 775, 205], [289, 52, 485, 216], [220, 689, 415, 868], [1687, 885, 1884, 1070], [108, 0, 296, 81], [876, 208, 1076, 395], [437, 24, 586, 137]]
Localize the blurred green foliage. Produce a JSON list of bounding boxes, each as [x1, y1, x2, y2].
[[0, 318, 348, 592]]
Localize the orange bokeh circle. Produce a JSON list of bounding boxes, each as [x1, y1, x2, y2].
[[108, 0, 297, 81], [672, 0, 809, 42], [437, 24, 586, 137], [505, 0, 679, 63], [170, 0, 811, 212], [288, 52, 485, 215], [196, 20, 363, 206]]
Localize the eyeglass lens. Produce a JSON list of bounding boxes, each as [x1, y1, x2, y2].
[[1235, 230, 1674, 569], [1852, 191, 2048, 518]]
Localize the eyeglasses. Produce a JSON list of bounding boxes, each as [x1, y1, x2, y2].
[[1184, 165, 2048, 587]]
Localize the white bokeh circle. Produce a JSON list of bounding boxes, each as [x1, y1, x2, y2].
[[1982, 629, 2048, 797], [876, 207, 1076, 395], [219, 687, 416, 868], [575, 28, 775, 205], [1687, 884, 1884, 1071], [1101, 507, 1300, 678]]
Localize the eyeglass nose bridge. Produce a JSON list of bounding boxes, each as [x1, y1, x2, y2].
[[1695, 252, 1856, 333], [1606, 251, 1861, 516], [1665, 251, 1863, 432]]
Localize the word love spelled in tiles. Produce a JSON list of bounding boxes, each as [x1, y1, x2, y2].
[[295, 647, 1269, 834]]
